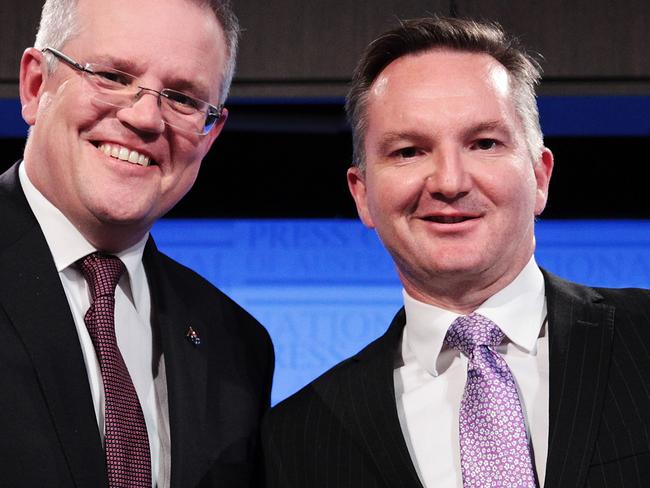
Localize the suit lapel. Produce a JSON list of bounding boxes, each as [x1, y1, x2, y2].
[[542, 271, 615, 488], [317, 309, 424, 488], [320, 272, 615, 488], [0, 164, 107, 487], [143, 241, 209, 488]]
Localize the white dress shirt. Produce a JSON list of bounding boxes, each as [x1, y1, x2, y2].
[[395, 257, 549, 488], [19, 162, 170, 487]]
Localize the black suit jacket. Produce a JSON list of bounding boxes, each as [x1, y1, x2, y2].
[[263, 270, 650, 487], [0, 163, 274, 487]]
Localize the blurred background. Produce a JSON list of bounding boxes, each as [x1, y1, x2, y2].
[[1, 0, 649, 403]]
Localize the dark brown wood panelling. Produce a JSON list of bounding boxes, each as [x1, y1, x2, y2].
[[232, 0, 449, 96], [0, 0, 42, 87], [0, 0, 648, 98], [235, 0, 450, 80], [456, 0, 650, 78]]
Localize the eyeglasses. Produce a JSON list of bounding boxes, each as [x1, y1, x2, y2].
[[42, 47, 223, 136]]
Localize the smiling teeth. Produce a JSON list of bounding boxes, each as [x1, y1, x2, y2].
[[98, 143, 151, 167]]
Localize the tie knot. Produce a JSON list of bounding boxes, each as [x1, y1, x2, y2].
[[78, 252, 125, 300], [444, 312, 504, 357]]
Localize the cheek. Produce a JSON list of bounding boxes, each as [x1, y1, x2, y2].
[[170, 131, 211, 162], [484, 162, 537, 207], [367, 168, 425, 216], [36, 93, 55, 119], [161, 153, 203, 203], [179, 161, 202, 189]]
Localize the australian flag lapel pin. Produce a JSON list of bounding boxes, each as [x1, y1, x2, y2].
[[186, 326, 202, 347]]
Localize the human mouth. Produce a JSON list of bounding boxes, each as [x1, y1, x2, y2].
[[423, 215, 477, 224], [96, 142, 153, 167]]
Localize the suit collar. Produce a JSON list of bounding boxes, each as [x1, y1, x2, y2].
[[315, 308, 424, 488], [0, 163, 108, 487], [315, 268, 615, 488], [143, 239, 210, 488], [542, 269, 615, 488], [0, 163, 227, 487], [145, 240, 262, 486], [403, 258, 546, 376]]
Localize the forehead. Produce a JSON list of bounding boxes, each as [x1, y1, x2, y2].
[[69, 0, 227, 97], [366, 49, 515, 129]]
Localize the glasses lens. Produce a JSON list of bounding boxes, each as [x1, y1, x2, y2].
[[81, 64, 216, 135], [160, 90, 207, 134], [203, 108, 222, 134], [82, 64, 137, 109]]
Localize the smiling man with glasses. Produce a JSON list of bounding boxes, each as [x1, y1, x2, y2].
[[41, 47, 224, 137], [0, 0, 274, 487]]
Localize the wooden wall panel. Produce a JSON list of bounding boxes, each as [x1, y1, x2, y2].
[[235, 0, 450, 80], [456, 0, 650, 78], [232, 0, 449, 97], [0, 0, 648, 99], [0, 0, 42, 97]]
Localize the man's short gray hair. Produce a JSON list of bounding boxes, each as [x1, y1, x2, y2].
[[34, 0, 239, 105], [345, 16, 544, 171]]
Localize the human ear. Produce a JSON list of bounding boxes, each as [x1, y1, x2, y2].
[[534, 147, 554, 216], [19, 48, 48, 125], [347, 166, 376, 229]]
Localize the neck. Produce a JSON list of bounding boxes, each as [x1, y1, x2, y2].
[[79, 224, 148, 254], [400, 258, 532, 314]]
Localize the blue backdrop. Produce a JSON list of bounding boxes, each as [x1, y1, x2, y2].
[[152, 219, 650, 404], [2, 95, 650, 137]]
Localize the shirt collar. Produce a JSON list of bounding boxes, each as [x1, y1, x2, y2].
[[19, 162, 149, 307], [403, 256, 546, 376]]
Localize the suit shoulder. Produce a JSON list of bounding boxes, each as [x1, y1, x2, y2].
[[152, 249, 273, 349], [269, 326, 396, 422], [595, 286, 650, 333], [544, 269, 650, 307], [272, 355, 357, 415], [594, 286, 650, 306], [270, 308, 403, 418], [546, 271, 650, 340]]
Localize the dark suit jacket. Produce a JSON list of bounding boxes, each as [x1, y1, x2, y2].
[[0, 163, 274, 487], [263, 269, 650, 487]]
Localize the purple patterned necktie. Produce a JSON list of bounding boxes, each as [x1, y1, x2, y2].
[[444, 313, 537, 488], [79, 253, 151, 487]]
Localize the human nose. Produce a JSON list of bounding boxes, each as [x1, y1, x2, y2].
[[424, 146, 470, 200], [116, 87, 165, 134]]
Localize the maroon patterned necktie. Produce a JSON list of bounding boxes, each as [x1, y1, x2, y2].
[[79, 253, 152, 487], [444, 313, 537, 488]]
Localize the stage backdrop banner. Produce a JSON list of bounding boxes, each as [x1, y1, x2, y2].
[[152, 219, 650, 404]]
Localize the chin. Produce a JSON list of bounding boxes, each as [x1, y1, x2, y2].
[[92, 204, 156, 228]]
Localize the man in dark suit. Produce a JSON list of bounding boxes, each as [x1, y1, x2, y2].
[[1, 0, 273, 486], [263, 16, 650, 488]]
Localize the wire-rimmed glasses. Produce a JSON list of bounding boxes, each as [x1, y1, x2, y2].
[[42, 47, 223, 136]]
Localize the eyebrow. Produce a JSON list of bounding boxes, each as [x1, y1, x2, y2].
[[90, 54, 212, 102], [462, 120, 512, 139], [375, 120, 514, 153], [376, 131, 431, 154], [164, 75, 212, 102], [91, 54, 140, 74]]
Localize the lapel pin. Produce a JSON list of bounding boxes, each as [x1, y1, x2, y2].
[[185, 326, 202, 347]]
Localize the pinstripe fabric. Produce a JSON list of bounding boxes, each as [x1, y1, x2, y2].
[[263, 271, 650, 488], [542, 272, 650, 488], [263, 308, 423, 488]]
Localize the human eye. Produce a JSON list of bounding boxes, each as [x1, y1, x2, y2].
[[471, 138, 500, 151], [390, 146, 421, 160], [92, 69, 133, 87], [164, 90, 201, 112]]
